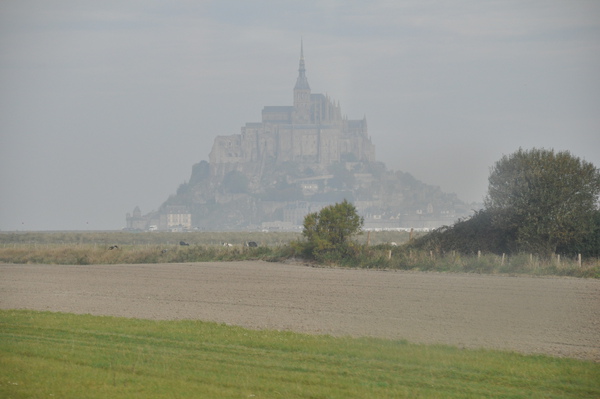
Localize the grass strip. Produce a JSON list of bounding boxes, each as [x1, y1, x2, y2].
[[1, 231, 598, 278], [1, 310, 598, 398]]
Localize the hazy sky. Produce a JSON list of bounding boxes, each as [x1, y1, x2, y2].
[[1, 1, 599, 231]]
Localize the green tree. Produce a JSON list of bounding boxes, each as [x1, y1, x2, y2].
[[301, 200, 363, 259], [189, 161, 210, 186], [558, 209, 600, 257], [222, 171, 248, 194], [484, 148, 600, 255]]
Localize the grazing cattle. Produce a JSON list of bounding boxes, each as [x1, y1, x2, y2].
[[245, 241, 258, 248], [179, 241, 189, 246], [222, 242, 233, 247], [109, 245, 119, 250]]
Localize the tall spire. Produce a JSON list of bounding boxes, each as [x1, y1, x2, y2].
[[294, 39, 310, 90]]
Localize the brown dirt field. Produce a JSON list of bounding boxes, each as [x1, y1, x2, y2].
[[1, 261, 599, 361]]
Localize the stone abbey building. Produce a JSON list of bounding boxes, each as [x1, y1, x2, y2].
[[209, 43, 375, 178], [127, 44, 469, 231]]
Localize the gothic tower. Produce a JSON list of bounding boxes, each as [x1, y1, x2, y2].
[[292, 40, 311, 124]]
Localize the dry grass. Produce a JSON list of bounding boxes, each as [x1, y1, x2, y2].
[[1, 231, 597, 278]]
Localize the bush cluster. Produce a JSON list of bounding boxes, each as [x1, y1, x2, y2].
[[409, 209, 600, 258]]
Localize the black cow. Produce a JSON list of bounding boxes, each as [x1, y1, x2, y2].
[[245, 241, 258, 248], [179, 241, 190, 246]]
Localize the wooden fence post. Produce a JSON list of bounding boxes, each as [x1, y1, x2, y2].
[[477, 250, 481, 259], [387, 250, 392, 260], [501, 253, 505, 266], [578, 253, 582, 267]]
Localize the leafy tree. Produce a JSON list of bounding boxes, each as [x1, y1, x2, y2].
[[300, 200, 363, 259], [557, 209, 600, 257], [485, 148, 600, 255], [176, 182, 190, 196], [189, 161, 210, 186], [222, 171, 248, 194]]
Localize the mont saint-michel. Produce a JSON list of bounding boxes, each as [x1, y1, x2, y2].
[[127, 45, 471, 231]]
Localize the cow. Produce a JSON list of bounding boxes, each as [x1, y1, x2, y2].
[[179, 241, 190, 246], [245, 241, 258, 248]]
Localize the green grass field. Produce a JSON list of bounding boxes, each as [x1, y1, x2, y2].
[[1, 310, 598, 398]]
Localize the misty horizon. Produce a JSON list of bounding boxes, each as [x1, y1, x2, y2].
[[1, 1, 599, 231]]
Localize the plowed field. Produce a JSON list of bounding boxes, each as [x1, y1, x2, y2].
[[1, 261, 598, 361]]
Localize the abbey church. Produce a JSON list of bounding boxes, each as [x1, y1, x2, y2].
[[209, 42, 375, 178], [126, 44, 469, 231]]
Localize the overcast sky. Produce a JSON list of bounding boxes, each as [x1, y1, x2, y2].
[[1, 1, 599, 231]]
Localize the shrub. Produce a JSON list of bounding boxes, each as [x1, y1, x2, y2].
[[298, 200, 363, 261]]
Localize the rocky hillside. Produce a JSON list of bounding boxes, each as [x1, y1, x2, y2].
[[151, 158, 472, 231]]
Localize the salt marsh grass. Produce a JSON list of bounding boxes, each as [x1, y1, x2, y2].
[[1, 231, 597, 277]]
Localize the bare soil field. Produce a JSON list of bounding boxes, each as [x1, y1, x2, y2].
[[1, 261, 599, 361]]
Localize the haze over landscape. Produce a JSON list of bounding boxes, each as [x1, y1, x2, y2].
[[1, 1, 599, 231]]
